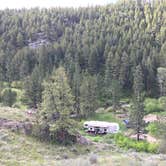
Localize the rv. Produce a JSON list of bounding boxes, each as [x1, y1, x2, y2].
[[84, 121, 119, 134]]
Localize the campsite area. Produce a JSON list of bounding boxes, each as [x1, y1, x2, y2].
[[0, 0, 166, 165], [1, 99, 166, 165]]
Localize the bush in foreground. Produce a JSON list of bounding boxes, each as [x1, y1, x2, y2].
[[114, 133, 158, 153]]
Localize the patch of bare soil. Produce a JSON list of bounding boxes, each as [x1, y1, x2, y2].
[[130, 134, 158, 143]]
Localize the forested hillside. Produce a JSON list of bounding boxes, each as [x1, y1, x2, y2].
[[1, 1, 166, 164], [0, 0, 166, 108]]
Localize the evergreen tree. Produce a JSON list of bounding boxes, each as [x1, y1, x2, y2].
[[111, 79, 122, 110], [80, 73, 98, 117], [40, 67, 77, 144], [104, 52, 113, 101], [157, 67, 166, 96], [72, 60, 81, 118], [24, 66, 42, 108], [119, 51, 130, 88], [0, 1, 165, 108], [130, 65, 145, 141], [105, 52, 113, 87]]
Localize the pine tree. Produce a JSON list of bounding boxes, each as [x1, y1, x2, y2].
[[80, 73, 98, 117], [130, 65, 145, 141], [24, 66, 42, 108], [0, 51, 6, 81], [111, 79, 121, 110], [17, 32, 24, 47], [72, 60, 81, 118], [119, 51, 130, 88], [157, 67, 166, 96], [104, 52, 113, 100], [40, 67, 77, 144], [105, 52, 113, 87]]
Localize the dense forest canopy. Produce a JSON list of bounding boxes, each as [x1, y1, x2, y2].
[[0, 0, 166, 105]]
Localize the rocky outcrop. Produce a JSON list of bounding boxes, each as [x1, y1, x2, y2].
[[0, 118, 33, 135]]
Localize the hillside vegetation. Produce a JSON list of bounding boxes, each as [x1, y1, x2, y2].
[[1, 128, 166, 166], [0, 0, 166, 165], [0, 0, 165, 98]]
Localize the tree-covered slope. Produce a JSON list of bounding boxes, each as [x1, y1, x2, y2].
[[0, 0, 165, 98]]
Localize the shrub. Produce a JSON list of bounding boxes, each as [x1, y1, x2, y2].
[[114, 133, 158, 153], [146, 122, 166, 138], [158, 97, 166, 111], [144, 98, 164, 114], [146, 122, 158, 136], [11, 81, 23, 89], [147, 144, 158, 153], [1, 88, 17, 107]]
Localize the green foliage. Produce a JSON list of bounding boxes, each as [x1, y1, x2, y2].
[[144, 98, 164, 114], [158, 96, 166, 110], [11, 81, 23, 89], [23, 66, 43, 108], [0, 88, 17, 107], [130, 65, 145, 141], [146, 122, 158, 136], [39, 67, 78, 144], [0, 107, 27, 121], [146, 121, 166, 139], [157, 67, 166, 96], [144, 97, 166, 114], [80, 73, 98, 117], [110, 80, 122, 110], [0, 1, 165, 100], [114, 133, 158, 153]]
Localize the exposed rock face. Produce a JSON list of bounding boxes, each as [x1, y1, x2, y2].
[[0, 118, 33, 135]]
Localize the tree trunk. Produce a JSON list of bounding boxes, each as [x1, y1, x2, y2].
[[137, 127, 140, 141]]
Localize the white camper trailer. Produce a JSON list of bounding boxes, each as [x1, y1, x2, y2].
[[84, 121, 119, 134]]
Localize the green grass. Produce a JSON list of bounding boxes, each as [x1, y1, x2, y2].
[[0, 107, 27, 121], [1, 129, 165, 166], [153, 111, 166, 116], [0, 129, 96, 166]]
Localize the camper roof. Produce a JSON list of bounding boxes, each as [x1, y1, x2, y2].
[[84, 121, 119, 128]]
